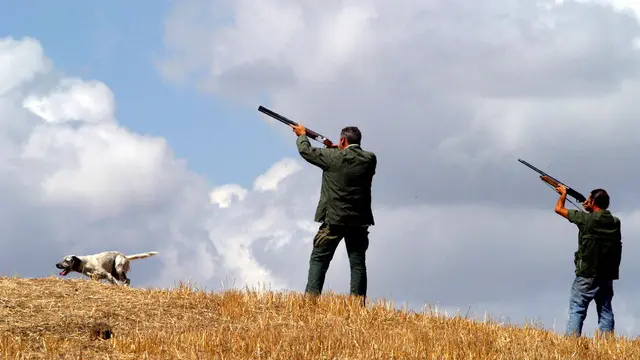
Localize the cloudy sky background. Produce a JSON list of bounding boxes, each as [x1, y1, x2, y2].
[[1, 0, 640, 337]]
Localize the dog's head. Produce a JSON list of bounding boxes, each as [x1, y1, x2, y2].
[[55, 255, 81, 276]]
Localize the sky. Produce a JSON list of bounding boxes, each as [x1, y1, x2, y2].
[[1, 0, 640, 338]]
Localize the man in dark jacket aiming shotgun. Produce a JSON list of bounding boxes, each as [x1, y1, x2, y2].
[[290, 122, 376, 304]]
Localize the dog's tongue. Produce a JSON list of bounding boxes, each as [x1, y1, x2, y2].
[[59, 269, 68, 276]]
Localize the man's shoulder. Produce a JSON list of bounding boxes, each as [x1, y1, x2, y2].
[[604, 210, 619, 220], [571, 209, 621, 231], [569, 209, 605, 221], [567, 209, 586, 221], [594, 210, 622, 228], [592, 209, 618, 220], [364, 148, 376, 158], [352, 146, 376, 160]]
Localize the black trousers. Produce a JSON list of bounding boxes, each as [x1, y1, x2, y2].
[[304, 223, 369, 299]]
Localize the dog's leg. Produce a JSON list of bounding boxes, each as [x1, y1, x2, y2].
[[114, 255, 131, 286], [95, 270, 125, 285], [106, 273, 119, 285], [121, 274, 131, 286], [82, 269, 103, 283], [106, 273, 126, 286]]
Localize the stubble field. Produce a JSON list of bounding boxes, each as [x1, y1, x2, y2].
[[0, 277, 638, 359]]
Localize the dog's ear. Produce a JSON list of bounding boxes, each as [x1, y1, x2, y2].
[[70, 256, 81, 270]]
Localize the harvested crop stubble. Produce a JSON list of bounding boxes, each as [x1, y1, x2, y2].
[[0, 276, 638, 359]]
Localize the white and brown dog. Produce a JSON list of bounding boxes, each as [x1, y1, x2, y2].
[[55, 251, 158, 286]]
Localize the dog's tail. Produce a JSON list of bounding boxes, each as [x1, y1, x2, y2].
[[126, 251, 159, 260]]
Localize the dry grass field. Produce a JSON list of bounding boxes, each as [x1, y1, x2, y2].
[[0, 277, 639, 359]]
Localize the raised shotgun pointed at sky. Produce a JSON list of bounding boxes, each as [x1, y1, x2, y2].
[[518, 158, 587, 210], [258, 105, 333, 144]]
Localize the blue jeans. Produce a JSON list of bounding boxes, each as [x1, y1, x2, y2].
[[565, 276, 615, 336]]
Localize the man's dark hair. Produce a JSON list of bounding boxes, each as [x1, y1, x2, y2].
[[590, 189, 610, 209], [340, 126, 362, 145]]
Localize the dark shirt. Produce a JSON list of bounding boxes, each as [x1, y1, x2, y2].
[[567, 209, 622, 279]]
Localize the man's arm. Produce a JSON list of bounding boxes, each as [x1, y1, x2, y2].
[[554, 183, 586, 226], [296, 134, 336, 169], [554, 187, 569, 219]]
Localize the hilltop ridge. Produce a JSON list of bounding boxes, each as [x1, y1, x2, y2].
[[0, 277, 636, 359]]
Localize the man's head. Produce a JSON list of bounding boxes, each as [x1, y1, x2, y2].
[[338, 126, 362, 149], [582, 188, 610, 212]]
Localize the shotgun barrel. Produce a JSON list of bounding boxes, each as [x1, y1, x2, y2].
[[258, 105, 331, 144]]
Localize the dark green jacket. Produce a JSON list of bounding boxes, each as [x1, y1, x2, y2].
[[296, 134, 376, 226], [567, 209, 622, 279]]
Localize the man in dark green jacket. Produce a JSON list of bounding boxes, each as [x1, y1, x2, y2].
[[291, 123, 376, 302], [553, 184, 622, 337]]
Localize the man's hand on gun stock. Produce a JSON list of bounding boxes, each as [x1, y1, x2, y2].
[[323, 139, 337, 148], [555, 183, 567, 196], [291, 123, 337, 148], [541, 175, 566, 195]]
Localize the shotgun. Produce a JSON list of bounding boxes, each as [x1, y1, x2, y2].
[[258, 105, 332, 145], [518, 158, 587, 209]]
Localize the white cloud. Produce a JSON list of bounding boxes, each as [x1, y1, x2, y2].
[[0, 37, 51, 96], [253, 157, 301, 192], [23, 78, 115, 124], [21, 123, 181, 216], [209, 184, 248, 208], [564, 0, 640, 18], [14, 75, 190, 217]]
